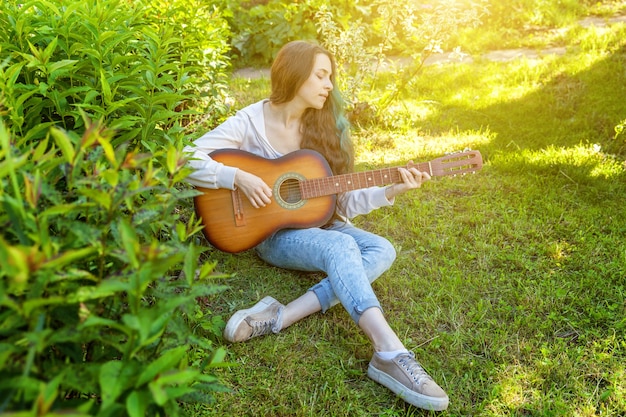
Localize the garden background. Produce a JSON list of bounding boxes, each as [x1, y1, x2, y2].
[[1, 0, 625, 416]]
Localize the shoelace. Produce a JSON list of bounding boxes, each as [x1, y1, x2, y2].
[[248, 317, 277, 338], [397, 352, 433, 385]]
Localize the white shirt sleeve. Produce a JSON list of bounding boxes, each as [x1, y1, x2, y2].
[[183, 101, 279, 190], [183, 112, 251, 190], [337, 186, 394, 219]]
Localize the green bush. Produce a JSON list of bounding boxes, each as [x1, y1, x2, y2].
[[0, 117, 226, 416], [226, 0, 322, 66], [0, 0, 231, 148], [316, 0, 483, 125], [0, 0, 232, 414], [225, 0, 485, 68]]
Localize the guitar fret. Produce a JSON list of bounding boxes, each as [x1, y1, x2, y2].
[[311, 178, 321, 198], [305, 179, 314, 198], [325, 177, 334, 194], [302, 179, 310, 198], [316, 178, 322, 196]]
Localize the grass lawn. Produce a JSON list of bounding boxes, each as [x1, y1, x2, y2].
[[187, 16, 626, 417]]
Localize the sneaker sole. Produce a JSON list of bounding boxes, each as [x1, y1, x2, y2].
[[367, 364, 449, 411], [223, 296, 277, 342]]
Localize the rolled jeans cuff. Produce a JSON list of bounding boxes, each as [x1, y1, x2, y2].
[[309, 285, 382, 324]]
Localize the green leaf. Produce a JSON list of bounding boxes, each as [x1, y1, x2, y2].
[[101, 169, 119, 187], [41, 246, 97, 270], [80, 316, 131, 338], [0, 241, 30, 292], [37, 371, 66, 415], [166, 146, 178, 175], [48, 59, 79, 81], [78, 188, 112, 210], [152, 369, 199, 386], [50, 126, 76, 164], [4, 61, 26, 87], [148, 379, 169, 406], [0, 152, 29, 180], [99, 360, 139, 409], [123, 309, 171, 356], [42, 37, 59, 64], [206, 346, 227, 369], [98, 134, 117, 166], [135, 345, 186, 387], [23, 296, 66, 317], [175, 221, 186, 242], [126, 390, 149, 417], [118, 218, 139, 268], [100, 69, 112, 105], [0, 343, 18, 370], [66, 279, 129, 303], [32, 135, 50, 160], [41, 202, 95, 217]]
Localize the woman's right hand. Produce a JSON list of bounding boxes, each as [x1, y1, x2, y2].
[[234, 170, 273, 208]]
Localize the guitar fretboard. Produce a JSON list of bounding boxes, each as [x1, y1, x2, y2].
[[300, 162, 431, 199]]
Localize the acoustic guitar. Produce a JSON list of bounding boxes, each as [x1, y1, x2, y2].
[[194, 148, 482, 253]]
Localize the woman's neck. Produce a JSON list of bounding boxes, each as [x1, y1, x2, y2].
[[266, 101, 304, 130], [263, 101, 304, 154]]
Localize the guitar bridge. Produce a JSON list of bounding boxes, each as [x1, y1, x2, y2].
[[231, 189, 247, 227]]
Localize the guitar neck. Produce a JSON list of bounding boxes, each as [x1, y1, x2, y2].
[[301, 161, 432, 199]]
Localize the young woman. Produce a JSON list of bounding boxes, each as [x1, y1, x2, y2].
[[184, 40, 449, 412]]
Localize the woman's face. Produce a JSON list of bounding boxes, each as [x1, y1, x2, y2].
[[294, 53, 334, 110]]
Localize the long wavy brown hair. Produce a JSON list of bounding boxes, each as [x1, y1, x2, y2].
[[269, 41, 354, 176]]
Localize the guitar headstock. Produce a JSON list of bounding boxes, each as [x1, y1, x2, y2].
[[429, 150, 483, 177]]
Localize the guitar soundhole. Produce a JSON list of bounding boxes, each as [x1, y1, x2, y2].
[[278, 178, 302, 204]]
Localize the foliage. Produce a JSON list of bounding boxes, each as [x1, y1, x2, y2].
[[0, 0, 232, 414], [225, 0, 322, 66], [316, 0, 484, 125], [0, 117, 228, 415], [222, 0, 624, 127], [225, 0, 622, 126], [0, 0, 231, 149], [146, 0, 233, 130]]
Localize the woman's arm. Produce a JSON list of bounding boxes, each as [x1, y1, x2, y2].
[[337, 164, 431, 219], [183, 114, 250, 190]]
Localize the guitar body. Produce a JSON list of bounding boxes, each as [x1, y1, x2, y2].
[[194, 149, 337, 253]]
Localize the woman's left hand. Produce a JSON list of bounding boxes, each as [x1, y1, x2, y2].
[[385, 161, 431, 200]]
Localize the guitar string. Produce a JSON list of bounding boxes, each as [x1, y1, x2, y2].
[[275, 158, 479, 196], [278, 168, 404, 197]]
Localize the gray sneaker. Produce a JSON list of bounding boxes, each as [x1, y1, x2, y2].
[[368, 351, 449, 411], [223, 296, 285, 343]]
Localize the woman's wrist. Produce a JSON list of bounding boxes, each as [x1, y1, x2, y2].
[[385, 184, 398, 201]]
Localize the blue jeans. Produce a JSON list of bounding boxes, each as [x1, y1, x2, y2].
[[255, 220, 397, 324]]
